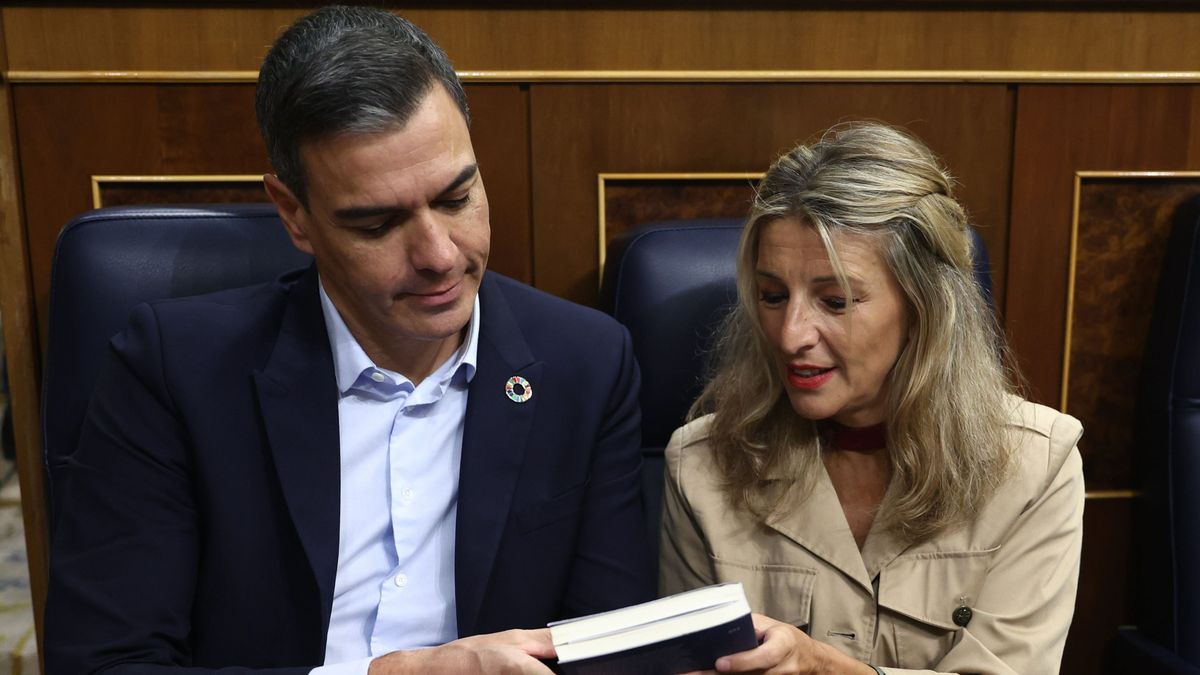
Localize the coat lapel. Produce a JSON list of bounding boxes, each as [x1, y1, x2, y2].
[[763, 467, 876, 594], [456, 273, 540, 635], [252, 266, 341, 637]]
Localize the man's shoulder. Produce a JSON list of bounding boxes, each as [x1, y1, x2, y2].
[[118, 267, 313, 363], [143, 268, 305, 327]]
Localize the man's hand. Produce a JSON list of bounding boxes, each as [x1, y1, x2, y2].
[[368, 629, 557, 674]]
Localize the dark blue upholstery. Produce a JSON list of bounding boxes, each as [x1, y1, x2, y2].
[[601, 218, 995, 561], [42, 204, 310, 527], [1119, 197, 1200, 673]]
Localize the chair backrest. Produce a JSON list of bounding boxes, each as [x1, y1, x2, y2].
[[601, 217, 995, 560], [42, 204, 310, 525], [1130, 196, 1200, 664]]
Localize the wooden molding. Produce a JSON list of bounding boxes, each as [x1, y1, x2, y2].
[[91, 174, 264, 208], [7, 69, 1200, 84]]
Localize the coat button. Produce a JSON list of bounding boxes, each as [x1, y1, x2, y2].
[[953, 605, 973, 627]]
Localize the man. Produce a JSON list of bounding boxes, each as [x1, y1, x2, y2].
[[45, 6, 653, 673]]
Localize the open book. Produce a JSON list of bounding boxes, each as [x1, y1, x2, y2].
[[549, 582, 757, 674]]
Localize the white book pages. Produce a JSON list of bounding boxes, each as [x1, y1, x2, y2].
[[554, 594, 751, 663]]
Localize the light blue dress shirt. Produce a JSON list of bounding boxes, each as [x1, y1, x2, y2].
[[312, 281, 480, 674]]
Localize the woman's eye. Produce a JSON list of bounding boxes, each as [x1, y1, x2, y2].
[[822, 296, 848, 311], [759, 291, 788, 306]]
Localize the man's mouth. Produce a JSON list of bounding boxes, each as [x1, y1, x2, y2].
[[405, 279, 463, 306]]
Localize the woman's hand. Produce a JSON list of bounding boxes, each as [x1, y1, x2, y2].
[[688, 613, 876, 675]]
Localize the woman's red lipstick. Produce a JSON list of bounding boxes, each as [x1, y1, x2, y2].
[[787, 364, 835, 389]]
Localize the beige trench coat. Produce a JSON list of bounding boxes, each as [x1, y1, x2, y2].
[[660, 398, 1084, 675]]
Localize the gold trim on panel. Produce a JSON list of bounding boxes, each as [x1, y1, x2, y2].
[[1061, 171, 1200, 412], [90, 174, 264, 209], [461, 70, 1200, 84], [596, 172, 761, 274], [7, 70, 259, 83], [8, 69, 1200, 84], [1085, 490, 1141, 500]]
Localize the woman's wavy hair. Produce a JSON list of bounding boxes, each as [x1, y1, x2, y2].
[[690, 121, 1018, 543]]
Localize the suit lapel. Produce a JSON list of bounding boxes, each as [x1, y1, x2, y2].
[[253, 266, 341, 637], [456, 273, 540, 635]]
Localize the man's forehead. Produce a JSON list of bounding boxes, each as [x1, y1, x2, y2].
[[297, 111, 478, 208]]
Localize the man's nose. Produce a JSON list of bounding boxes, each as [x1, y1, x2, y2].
[[407, 212, 457, 274]]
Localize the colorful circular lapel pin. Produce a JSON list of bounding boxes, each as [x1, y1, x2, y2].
[[505, 376, 533, 403]]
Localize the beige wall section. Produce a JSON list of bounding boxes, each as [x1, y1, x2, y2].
[[5, 5, 1200, 73]]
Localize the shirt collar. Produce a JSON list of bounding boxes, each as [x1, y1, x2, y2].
[[318, 278, 480, 396]]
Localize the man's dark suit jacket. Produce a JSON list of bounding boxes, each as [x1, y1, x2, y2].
[[45, 266, 654, 674]]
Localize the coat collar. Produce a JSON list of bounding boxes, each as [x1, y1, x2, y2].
[[252, 265, 342, 641], [762, 464, 910, 594], [455, 272, 541, 635]]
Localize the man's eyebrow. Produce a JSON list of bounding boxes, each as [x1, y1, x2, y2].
[[332, 164, 479, 221], [334, 204, 401, 221], [440, 163, 479, 195]]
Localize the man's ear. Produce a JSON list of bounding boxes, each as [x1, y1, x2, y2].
[[263, 174, 315, 255]]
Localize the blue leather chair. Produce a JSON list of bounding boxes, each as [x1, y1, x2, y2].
[[1116, 197, 1200, 674], [601, 218, 996, 562], [42, 204, 310, 529]]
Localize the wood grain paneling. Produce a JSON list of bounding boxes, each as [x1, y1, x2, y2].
[[602, 176, 757, 252], [13, 83, 268, 341], [11, 82, 531, 342], [0, 12, 47, 659], [5, 6, 1200, 74], [95, 177, 264, 208], [530, 83, 1014, 305], [1066, 176, 1200, 490], [1062, 496, 1135, 675], [1008, 86, 1200, 411]]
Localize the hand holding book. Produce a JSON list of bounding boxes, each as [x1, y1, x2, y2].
[[548, 583, 757, 675], [700, 614, 882, 675]]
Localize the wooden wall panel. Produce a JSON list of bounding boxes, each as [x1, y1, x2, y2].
[[1062, 498, 1135, 675], [1008, 86, 1200, 410], [1066, 176, 1200, 490], [529, 83, 1015, 305], [1007, 85, 1200, 675], [0, 11, 47, 658], [5, 6, 1200, 74], [13, 83, 268, 342], [11, 82, 531, 343]]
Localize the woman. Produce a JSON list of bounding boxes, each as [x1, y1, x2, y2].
[[660, 122, 1084, 675]]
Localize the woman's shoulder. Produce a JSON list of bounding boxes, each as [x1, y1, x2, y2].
[[1001, 394, 1084, 493], [665, 415, 715, 462], [663, 414, 721, 486]]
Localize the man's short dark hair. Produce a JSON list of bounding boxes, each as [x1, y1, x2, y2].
[[256, 5, 470, 206]]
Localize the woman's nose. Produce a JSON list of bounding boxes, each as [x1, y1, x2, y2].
[[780, 304, 820, 353]]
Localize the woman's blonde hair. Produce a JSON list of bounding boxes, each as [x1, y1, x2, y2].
[[691, 121, 1017, 543]]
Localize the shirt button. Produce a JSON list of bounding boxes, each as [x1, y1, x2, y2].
[[401, 487, 415, 502], [394, 572, 408, 588], [370, 371, 386, 383]]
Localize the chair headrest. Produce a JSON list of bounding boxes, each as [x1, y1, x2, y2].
[[601, 219, 744, 449], [43, 204, 311, 479]]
